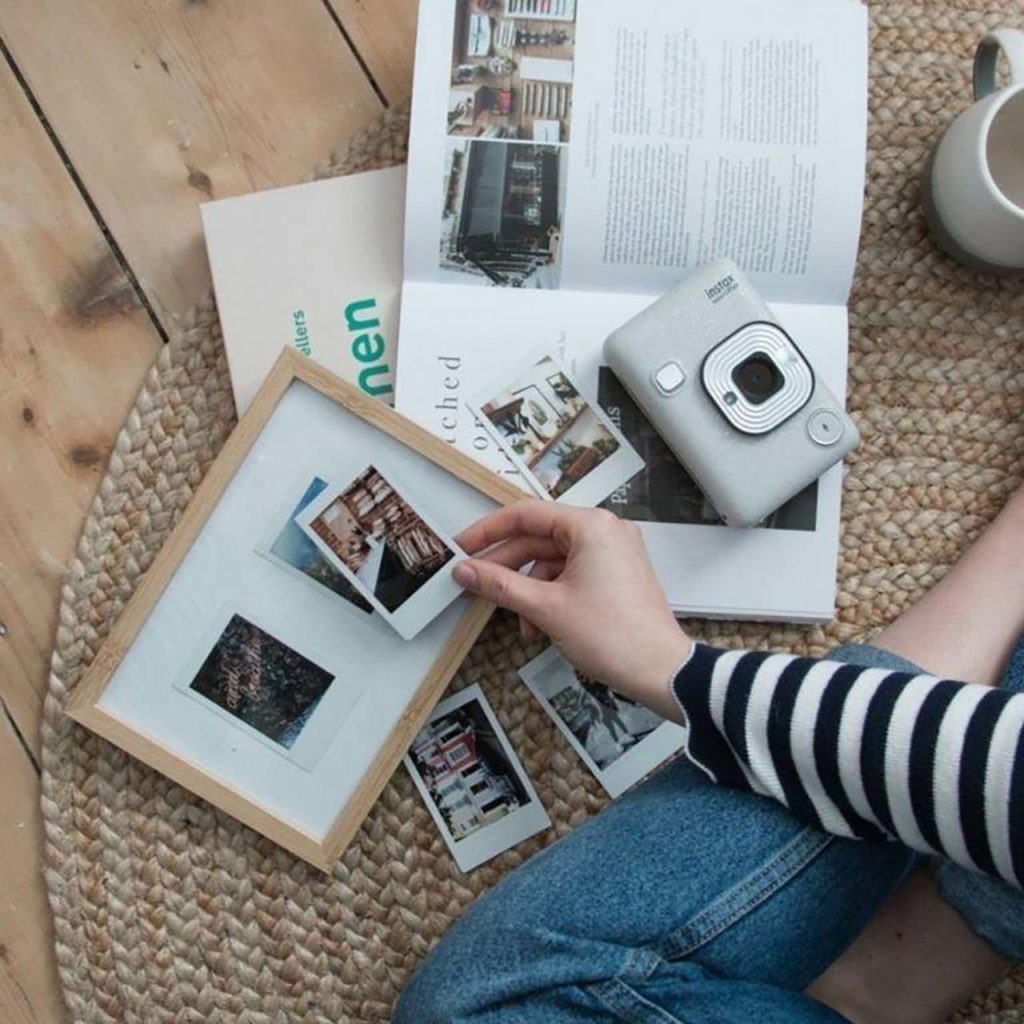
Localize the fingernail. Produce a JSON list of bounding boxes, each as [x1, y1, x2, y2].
[[454, 561, 478, 589]]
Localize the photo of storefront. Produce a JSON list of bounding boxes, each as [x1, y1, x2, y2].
[[265, 476, 372, 612], [448, 0, 576, 143], [409, 701, 530, 840], [441, 139, 567, 287]]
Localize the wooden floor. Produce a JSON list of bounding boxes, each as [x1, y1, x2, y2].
[[0, 2, 417, 1017]]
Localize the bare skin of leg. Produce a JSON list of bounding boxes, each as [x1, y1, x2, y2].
[[805, 490, 1024, 1023]]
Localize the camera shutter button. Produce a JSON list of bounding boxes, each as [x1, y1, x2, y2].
[[807, 409, 844, 447], [654, 361, 686, 395]]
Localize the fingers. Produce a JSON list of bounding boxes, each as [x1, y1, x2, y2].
[[455, 500, 585, 555], [453, 557, 552, 621], [527, 558, 564, 583], [519, 559, 563, 640], [474, 536, 563, 571]]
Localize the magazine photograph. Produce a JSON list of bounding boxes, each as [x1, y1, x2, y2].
[[296, 463, 468, 640], [469, 351, 643, 507], [447, 0, 576, 143], [404, 684, 550, 871], [256, 473, 374, 614], [597, 367, 818, 530], [441, 139, 567, 288], [518, 646, 687, 797]]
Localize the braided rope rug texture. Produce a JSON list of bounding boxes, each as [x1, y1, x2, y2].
[[42, 7, 1024, 1022]]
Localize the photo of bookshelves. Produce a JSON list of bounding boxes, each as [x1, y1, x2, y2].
[[307, 467, 456, 612], [441, 139, 566, 287], [449, 0, 576, 143]]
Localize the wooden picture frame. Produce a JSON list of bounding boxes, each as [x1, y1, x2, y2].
[[66, 348, 524, 870]]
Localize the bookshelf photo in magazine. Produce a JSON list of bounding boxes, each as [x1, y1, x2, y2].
[[398, 0, 869, 621], [448, 0, 576, 144]]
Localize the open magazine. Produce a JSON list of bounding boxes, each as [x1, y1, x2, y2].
[[396, 0, 869, 621]]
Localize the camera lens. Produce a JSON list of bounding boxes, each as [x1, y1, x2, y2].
[[731, 352, 784, 405]]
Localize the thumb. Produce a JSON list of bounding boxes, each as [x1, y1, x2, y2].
[[453, 558, 551, 621]]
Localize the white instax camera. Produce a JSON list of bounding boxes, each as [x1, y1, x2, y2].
[[603, 259, 859, 528]]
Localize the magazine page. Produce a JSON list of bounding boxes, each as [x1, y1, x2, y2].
[[404, 0, 867, 304], [395, 281, 848, 620], [202, 166, 404, 415]]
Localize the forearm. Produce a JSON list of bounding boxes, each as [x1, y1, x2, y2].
[[671, 643, 1024, 889]]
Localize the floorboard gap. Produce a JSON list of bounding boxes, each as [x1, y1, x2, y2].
[[319, 0, 390, 108], [2, 697, 40, 775], [0, 30, 169, 345]]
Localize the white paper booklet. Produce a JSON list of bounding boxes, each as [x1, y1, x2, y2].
[[395, 0, 868, 621], [201, 166, 404, 416]]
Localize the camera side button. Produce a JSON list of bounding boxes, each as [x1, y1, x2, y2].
[[653, 361, 686, 396], [807, 409, 844, 447]]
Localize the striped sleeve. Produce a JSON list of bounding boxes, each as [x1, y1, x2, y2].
[[671, 643, 1024, 889]]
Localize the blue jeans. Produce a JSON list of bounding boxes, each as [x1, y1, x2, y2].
[[395, 643, 1024, 1023]]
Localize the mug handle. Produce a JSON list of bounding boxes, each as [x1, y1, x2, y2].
[[974, 27, 1024, 99]]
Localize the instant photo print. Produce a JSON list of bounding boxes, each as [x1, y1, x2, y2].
[[296, 462, 468, 641], [518, 646, 686, 798], [256, 470, 374, 615], [173, 605, 357, 772], [468, 351, 643, 507], [404, 684, 550, 872], [65, 350, 524, 870]]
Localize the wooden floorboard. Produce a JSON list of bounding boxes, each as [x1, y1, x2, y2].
[[0, 0, 385, 325], [327, 0, 419, 105], [0, 2, 417, 1016], [0, 51, 162, 752], [0, 710, 66, 1024]]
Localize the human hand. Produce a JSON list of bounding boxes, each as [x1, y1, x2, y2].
[[453, 502, 691, 718]]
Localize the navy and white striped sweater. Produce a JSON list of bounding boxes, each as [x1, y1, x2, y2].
[[671, 644, 1024, 890]]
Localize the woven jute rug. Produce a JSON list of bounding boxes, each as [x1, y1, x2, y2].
[[41, 6, 1024, 1022]]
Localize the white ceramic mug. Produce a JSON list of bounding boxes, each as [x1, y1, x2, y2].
[[922, 28, 1024, 276]]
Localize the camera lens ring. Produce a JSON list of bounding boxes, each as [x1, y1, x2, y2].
[[700, 321, 815, 435], [731, 351, 784, 405]]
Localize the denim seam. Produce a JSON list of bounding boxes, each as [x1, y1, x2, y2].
[[653, 827, 835, 962], [590, 977, 687, 1024], [621, 945, 663, 982]]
